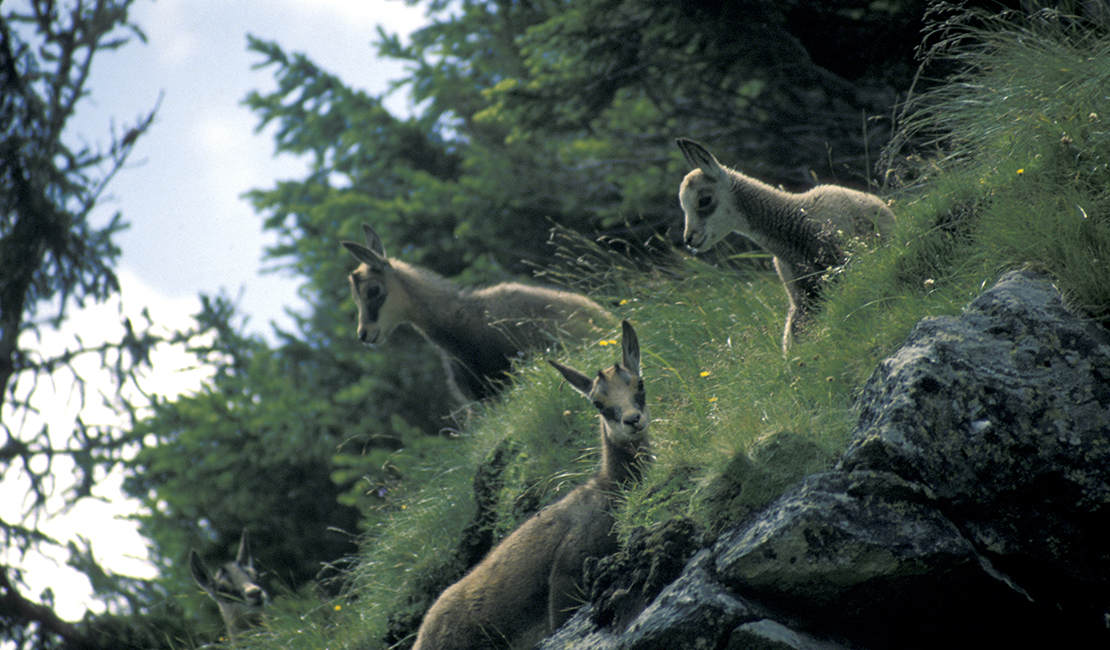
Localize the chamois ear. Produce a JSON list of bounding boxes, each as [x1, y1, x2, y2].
[[190, 550, 213, 591], [620, 320, 640, 376], [548, 359, 595, 397], [236, 530, 252, 568], [676, 138, 722, 182], [342, 241, 388, 270], [361, 224, 387, 257]]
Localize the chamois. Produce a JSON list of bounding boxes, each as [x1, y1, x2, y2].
[[342, 224, 611, 403], [412, 320, 650, 650], [676, 138, 895, 351], [190, 530, 268, 640]]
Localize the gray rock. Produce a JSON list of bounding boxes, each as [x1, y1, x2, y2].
[[616, 551, 755, 650], [713, 469, 1048, 648], [841, 269, 1110, 627], [726, 619, 849, 650], [539, 551, 757, 650], [714, 470, 978, 605]]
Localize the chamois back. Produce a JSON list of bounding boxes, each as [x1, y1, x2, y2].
[[342, 224, 611, 402], [412, 321, 650, 650]]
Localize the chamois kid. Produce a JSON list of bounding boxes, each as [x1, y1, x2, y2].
[[676, 138, 895, 351], [190, 530, 268, 640], [412, 320, 650, 650], [342, 224, 610, 403]]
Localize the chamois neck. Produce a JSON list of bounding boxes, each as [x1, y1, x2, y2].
[[596, 424, 649, 489], [390, 260, 467, 334], [728, 173, 827, 266]]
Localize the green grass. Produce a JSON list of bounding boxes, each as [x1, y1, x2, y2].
[[228, 6, 1110, 648]]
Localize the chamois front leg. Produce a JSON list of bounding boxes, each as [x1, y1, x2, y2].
[[548, 559, 581, 631], [546, 516, 613, 630], [774, 257, 805, 352]]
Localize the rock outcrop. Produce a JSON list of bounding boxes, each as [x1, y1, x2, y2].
[[540, 270, 1110, 649]]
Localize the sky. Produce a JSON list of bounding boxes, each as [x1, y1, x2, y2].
[[0, 0, 428, 623]]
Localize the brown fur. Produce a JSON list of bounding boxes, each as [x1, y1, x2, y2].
[[412, 321, 650, 650], [190, 530, 268, 640], [676, 138, 895, 351], [342, 224, 612, 403]]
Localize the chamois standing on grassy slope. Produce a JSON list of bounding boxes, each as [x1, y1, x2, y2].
[[412, 320, 651, 650], [190, 530, 268, 640], [342, 224, 611, 403], [676, 138, 896, 351]]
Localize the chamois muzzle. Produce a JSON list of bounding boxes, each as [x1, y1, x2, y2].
[[243, 584, 266, 607], [683, 230, 707, 253], [357, 325, 382, 346]]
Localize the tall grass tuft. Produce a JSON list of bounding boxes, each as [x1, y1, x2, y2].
[[887, 1, 1110, 318]]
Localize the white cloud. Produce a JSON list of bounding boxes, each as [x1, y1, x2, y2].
[[193, 108, 270, 203], [134, 0, 201, 68], [282, 0, 427, 34]]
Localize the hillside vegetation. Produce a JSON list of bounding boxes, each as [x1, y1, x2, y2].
[[229, 7, 1110, 649]]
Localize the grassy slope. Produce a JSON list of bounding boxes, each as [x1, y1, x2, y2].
[[229, 8, 1110, 649]]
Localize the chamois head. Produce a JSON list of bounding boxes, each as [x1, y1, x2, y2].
[[341, 224, 404, 345], [548, 320, 648, 451], [677, 138, 747, 252], [190, 530, 268, 638]]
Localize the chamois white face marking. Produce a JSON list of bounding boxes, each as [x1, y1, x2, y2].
[[341, 224, 398, 346], [550, 320, 648, 449], [677, 138, 749, 252], [190, 531, 268, 636]]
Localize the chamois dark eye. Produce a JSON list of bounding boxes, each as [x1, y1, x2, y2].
[[698, 196, 713, 209]]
